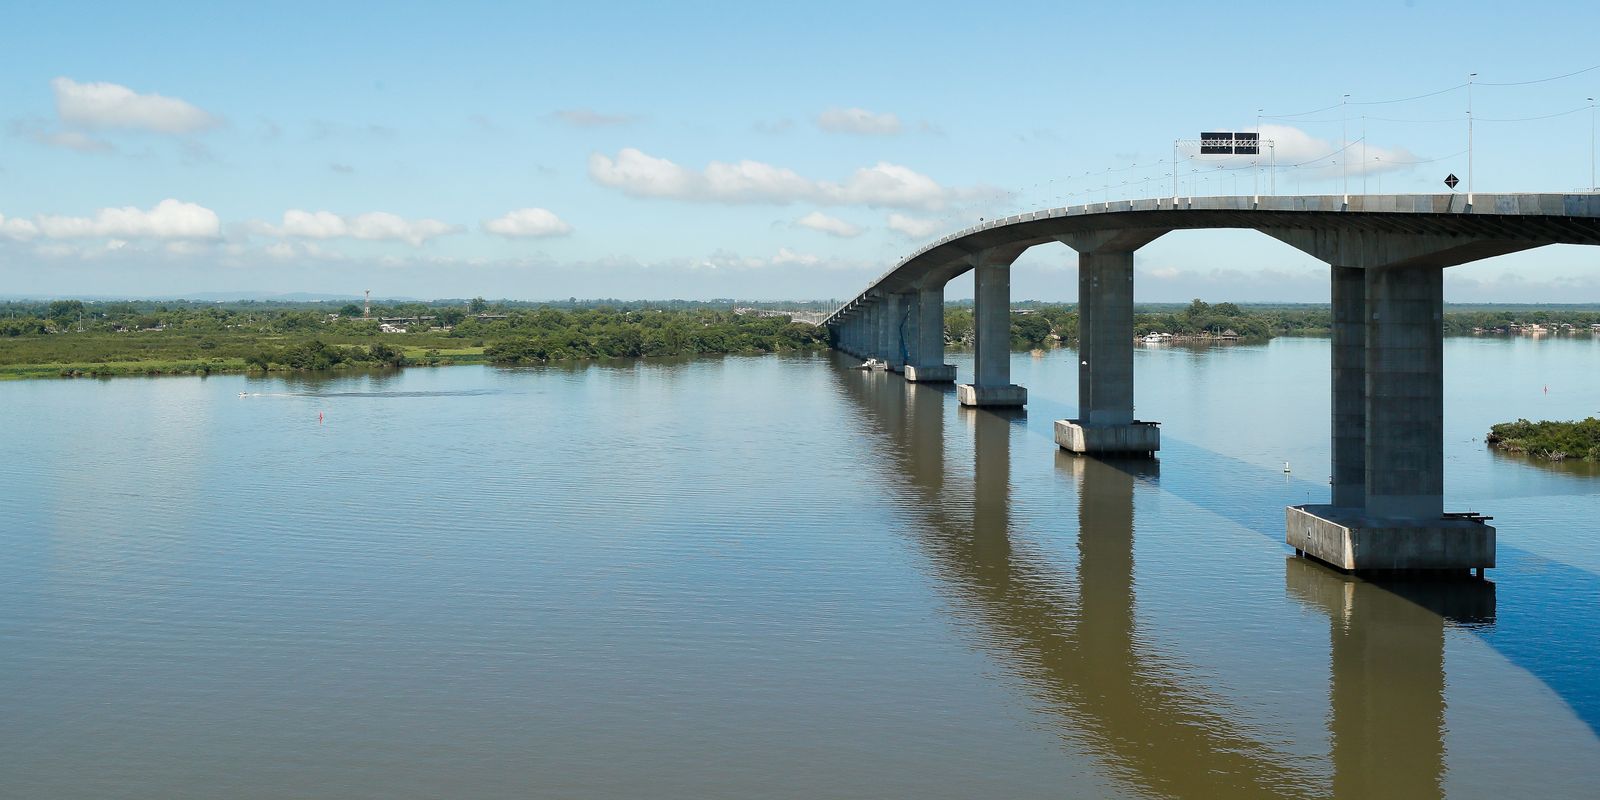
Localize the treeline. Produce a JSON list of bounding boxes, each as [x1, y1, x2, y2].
[[1487, 418, 1600, 462], [245, 340, 408, 371], [0, 297, 837, 337], [1443, 309, 1600, 335], [951, 300, 1333, 349], [483, 309, 825, 363], [0, 302, 829, 378]]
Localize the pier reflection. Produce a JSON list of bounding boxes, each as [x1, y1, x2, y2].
[[1285, 558, 1493, 799], [832, 357, 1491, 799]]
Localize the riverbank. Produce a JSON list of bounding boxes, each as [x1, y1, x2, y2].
[[4, 297, 1596, 380]]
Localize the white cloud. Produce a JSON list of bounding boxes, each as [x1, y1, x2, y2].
[[886, 213, 941, 239], [34, 199, 221, 239], [828, 163, 946, 208], [689, 247, 847, 271], [551, 109, 637, 127], [0, 214, 40, 241], [483, 208, 574, 238], [588, 147, 961, 210], [771, 247, 822, 267], [817, 107, 902, 135], [275, 210, 463, 247], [794, 211, 863, 237], [1190, 124, 1420, 177], [52, 77, 219, 134]]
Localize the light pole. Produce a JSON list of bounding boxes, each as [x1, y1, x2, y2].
[[1256, 108, 1264, 200], [1467, 72, 1477, 202], [1375, 156, 1382, 194], [1589, 96, 1595, 191], [1361, 115, 1368, 197], [1341, 94, 1350, 202]]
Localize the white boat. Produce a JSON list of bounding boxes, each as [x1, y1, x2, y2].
[[857, 358, 885, 370], [1141, 334, 1164, 343], [238, 392, 249, 398]]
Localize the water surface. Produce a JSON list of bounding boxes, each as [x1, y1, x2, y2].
[[2, 337, 1597, 798]]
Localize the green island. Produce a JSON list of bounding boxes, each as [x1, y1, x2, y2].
[[1486, 418, 1600, 462], [2, 297, 1598, 379]]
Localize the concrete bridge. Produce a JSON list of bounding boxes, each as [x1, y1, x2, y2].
[[822, 193, 1600, 573]]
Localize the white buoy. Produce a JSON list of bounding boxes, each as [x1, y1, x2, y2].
[[1283, 461, 1291, 473]]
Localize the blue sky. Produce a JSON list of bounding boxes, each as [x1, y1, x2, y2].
[[4, 0, 1600, 301]]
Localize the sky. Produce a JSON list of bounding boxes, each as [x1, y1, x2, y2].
[[4, 0, 1600, 303]]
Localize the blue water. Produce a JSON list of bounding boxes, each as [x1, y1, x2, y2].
[[1, 337, 1596, 799]]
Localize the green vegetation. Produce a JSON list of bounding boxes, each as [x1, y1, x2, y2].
[[967, 299, 1330, 349], [1486, 418, 1600, 462], [2, 296, 1596, 380], [482, 309, 825, 363], [1443, 308, 1600, 335], [0, 299, 826, 378]]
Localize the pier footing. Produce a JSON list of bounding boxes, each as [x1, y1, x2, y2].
[[1287, 504, 1495, 573], [1054, 420, 1160, 455], [957, 383, 1027, 407], [905, 364, 956, 383]]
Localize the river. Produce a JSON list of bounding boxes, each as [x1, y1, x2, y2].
[[2, 336, 1597, 798]]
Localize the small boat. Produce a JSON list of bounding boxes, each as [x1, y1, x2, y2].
[[238, 392, 248, 398], [857, 358, 885, 370], [1141, 333, 1164, 343]]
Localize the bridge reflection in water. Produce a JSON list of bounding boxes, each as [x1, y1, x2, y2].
[[832, 358, 1495, 799]]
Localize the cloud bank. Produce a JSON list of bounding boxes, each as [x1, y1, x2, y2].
[[272, 210, 462, 247], [588, 148, 979, 210]]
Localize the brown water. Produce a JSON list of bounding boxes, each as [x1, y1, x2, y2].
[[1, 337, 1597, 798]]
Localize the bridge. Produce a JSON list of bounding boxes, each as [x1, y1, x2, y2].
[[821, 193, 1600, 573]]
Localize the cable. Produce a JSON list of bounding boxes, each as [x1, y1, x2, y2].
[[1477, 105, 1591, 122], [1478, 64, 1600, 86]]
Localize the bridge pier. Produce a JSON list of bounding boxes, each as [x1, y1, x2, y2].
[[905, 284, 956, 382], [1265, 228, 1525, 573], [881, 293, 906, 372], [958, 256, 1026, 407], [1055, 232, 1166, 455]]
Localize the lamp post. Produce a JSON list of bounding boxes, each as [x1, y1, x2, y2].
[[1589, 96, 1595, 191], [1467, 72, 1477, 202], [1341, 94, 1351, 202], [1256, 108, 1264, 199]]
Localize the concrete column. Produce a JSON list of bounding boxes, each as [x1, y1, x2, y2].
[[1078, 251, 1135, 426], [884, 293, 906, 372], [903, 290, 921, 367], [906, 283, 955, 382], [959, 261, 1026, 406], [872, 302, 887, 360], [1331, 267, 1366, 509], [973, 261, 1009, 387], [1055, 249, 1158, 455], [1364, 265, 1443, 520]]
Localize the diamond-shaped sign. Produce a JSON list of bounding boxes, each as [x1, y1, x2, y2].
[[1444, 173, 1460, 190]]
